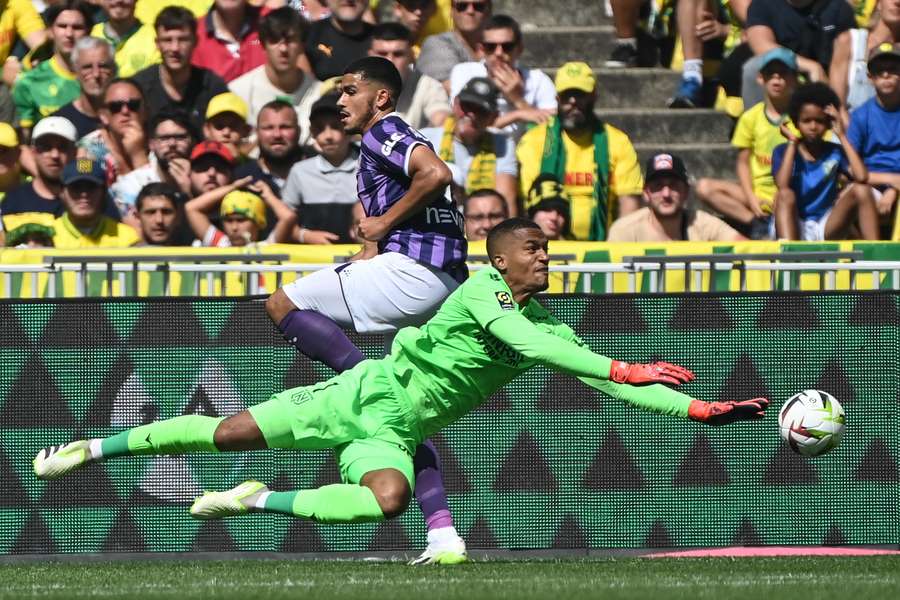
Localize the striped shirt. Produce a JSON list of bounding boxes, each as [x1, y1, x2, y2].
[[357, 113, 467, 282]]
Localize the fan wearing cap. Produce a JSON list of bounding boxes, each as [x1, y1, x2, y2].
[[185, 174, 296, 247], [0, 117, 78, 245], [189, 140, 236, 197], [608, 153, 745, 242], [52, 158, 140, 249], [525, 175, 572, 241], [421, 76, 517, 215], [517, 61, 643, 241], [203, 92, 252, 163], [847, 42, 900, 235]]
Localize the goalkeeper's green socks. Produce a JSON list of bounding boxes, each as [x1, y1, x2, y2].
[[95, 415, 224, 459], [259, 484, 386, 523]]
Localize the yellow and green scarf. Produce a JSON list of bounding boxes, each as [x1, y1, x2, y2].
[[438, 117, 496, 194]]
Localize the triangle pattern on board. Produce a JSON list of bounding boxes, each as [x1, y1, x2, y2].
[[41, 462, 119, 507], [129, 302, 209, 347], [575, 296, 648, 336], [101, 509, 147, 552], [11, 511, 58, 553], [716, 353, 770, 403], [313, 455, 343, 488], [645, 520, 674, 547], [192, 520, 237, 552], [466, 516, 499, 548], [853, 438, 899, 482], [369, 519, 411, 550], [551, 513, 587, 549], [281, 355, 329, 390], [812, 360, 856, 405], [280, 519, 327, 552], [761, 444, 819, 485], [756, 296, 821, 329], [822, 525, 847, 546], [732, 519, 763, 546], [1, 353, 75, 427], [39, 303, 120, 348], [473, 389, 512, 413], [82, 353, 138, 428], [672, 434, 730, 487], [429, 434, 471, 493], [0, 304, 31, 347], [847, 294, 900, 326], [493, 431, 558, 492], [582, 429, 645, 490], [0, 446, 29, 508], [668, 296, 733, 330], [213, 301, 271, 346], [537, 372, 599, 411]]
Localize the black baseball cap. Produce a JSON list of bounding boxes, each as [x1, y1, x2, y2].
[[644, 153, 689, 184], [457, 77, 499, 114]]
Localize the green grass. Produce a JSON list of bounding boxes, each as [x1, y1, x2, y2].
[[1, 557, 900, 600]]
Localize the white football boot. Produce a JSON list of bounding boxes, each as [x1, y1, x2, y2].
[[33, 440, 92, 480], [409, 531, 468, 565], [190, 480, 269, 519]]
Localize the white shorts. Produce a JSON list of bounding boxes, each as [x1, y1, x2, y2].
[[281, 252, 460, 334], [769, 209, 832, 241]]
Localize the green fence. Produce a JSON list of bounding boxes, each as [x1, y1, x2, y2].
[[0, 294, 897, 553]]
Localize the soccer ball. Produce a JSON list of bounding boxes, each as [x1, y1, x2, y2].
[[778, 390, 846, 457]]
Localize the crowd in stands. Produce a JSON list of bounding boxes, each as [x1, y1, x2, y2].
[[0, 0, 898, 250]]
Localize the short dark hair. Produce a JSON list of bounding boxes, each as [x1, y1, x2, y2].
[[343, 56, 403, 104], [148, 109, 197, 141], [788, 82, 840, 123], [486, 217, 541, 259], [104, 77, 145, 101], [258, 98, 298, 123], [45, 0, 94, 29], [484, 14, 522, 46], [465, 188, 508, 215], [155, 6, 197, 35], [260, 6, 309, 45], [371, 22, 413, 43], [136, 182, 183, 212]]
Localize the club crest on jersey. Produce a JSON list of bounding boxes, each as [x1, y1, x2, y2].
[[495, 291, 514, 310]]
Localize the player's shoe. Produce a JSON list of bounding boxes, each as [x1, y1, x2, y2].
[[408, 535, 469, 565], [33, 440, 92, 480], [190, 480, 269, 520]]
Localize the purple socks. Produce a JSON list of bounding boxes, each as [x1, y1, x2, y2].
[[277, 310, 365, 373], [414, 439, 454, 531]]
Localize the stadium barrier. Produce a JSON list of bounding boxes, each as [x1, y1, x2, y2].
[[1, 293, 896, 553], [3, 240, 900, 297]]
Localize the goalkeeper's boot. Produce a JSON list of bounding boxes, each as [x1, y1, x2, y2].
[[33, 440, 93, 480], [190, 480, 269, 520], [409, 532, 468, 565]]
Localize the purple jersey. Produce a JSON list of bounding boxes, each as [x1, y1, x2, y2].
[[357, 114, 468, 282]]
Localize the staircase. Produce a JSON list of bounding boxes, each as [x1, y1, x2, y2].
[[494, 0, 737, 181]]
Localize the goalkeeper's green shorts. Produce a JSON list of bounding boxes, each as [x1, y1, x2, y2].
[[249, 359, 418, 489]]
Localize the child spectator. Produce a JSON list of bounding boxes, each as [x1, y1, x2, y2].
[[773, 83, 878, 240]]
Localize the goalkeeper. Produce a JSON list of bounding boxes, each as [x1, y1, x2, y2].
[[34, 219, 769, 525]]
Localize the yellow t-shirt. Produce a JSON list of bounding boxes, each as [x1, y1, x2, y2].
[[517, 122, 644, 240], [92, 22, 161, 78], [0, 0, 45, 63], [53, 214, 140, 249], [135, 0, 214, 27]]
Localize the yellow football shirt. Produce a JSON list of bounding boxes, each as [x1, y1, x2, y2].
[[731, 102, 799, 211], [92, 21, 161, 78], [517, 122, 644, 240], [135, 0, 214, 26], [53, 214, 140, 249], [0, 0, 45, 63]]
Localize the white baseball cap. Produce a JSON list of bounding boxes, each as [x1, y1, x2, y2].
[[31, 116, 78, 143]]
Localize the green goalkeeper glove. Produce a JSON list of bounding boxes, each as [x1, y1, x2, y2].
[[688, 398, 769, 426], [609, 360, 695, 385]]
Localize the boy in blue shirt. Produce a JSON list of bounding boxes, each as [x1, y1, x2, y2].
[[847, 43, 900, 237], [772, 83, 878, 240]]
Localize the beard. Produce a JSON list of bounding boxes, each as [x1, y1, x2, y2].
[[260, 144, 298, 169]]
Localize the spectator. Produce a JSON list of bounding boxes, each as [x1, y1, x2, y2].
[[229, 7, 323, 144], [189, 140, 235, 196], [742, 0, 856, 110], [52, 37, 117, 141], [92, 0, 161, 78], [696, 47, 799, 239], [193, 0, 266, 83], [421, 77, 516, 214], [185, 178, 296, 246], [517, 62, 643, 240], [305, 0, 374, 81], [13, 1, 93, 139], [608, 153, 746, 242], [0, 123, 20, 205], [369, 22, 449, 128], [235, 100, 304, 196], [53, 158, 140, 248], [605, 0, 644, 68], [134, 182, 184, 245], [667, 0, 720, 108], [0, 0, 46, 67], [109, 109, 197, 217], [773, 83, 878, 240], [418, 0, 490, 91], [449, 14, 556, 140], [297, 0, 332, 21], [392, 0, 437, 53], [203, 92, 251, 162], [5, 222, 55, 248], [0, 117, 77, 242], [463, 187, 507, 240], [282, 100, 359, 243], [77, 78, 150, 188], [525, 175, 571, 240], [847, 43, 900, 231], [132, 7, 229, 131]]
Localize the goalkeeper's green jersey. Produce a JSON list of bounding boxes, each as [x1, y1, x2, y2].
[[388, 266, 693, 438]]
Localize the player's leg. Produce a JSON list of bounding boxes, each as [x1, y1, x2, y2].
[[409, 439, 467, 565], [824, 183, 879, 240]]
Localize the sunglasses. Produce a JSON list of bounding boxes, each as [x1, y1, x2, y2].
[[106, 99, 142, 113], [454, 1, 488, 12], [482, 41, 516, 53]]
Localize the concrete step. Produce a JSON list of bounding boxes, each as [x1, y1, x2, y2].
[[521, 26, 616, 69], [634, 143, 738, 181], [494, 0, 609, 27], [598, 109, 733, 144], [536, 67, 681, 109]]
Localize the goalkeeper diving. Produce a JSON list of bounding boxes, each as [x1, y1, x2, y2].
[[34, 218, 769, 525]]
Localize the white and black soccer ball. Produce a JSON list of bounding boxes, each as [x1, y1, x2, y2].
[[778, 389, 846, 457]]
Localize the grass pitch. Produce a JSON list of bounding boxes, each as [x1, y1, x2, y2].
[[2, 557, 900, 600]]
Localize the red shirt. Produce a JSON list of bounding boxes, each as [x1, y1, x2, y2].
[[192, 6, 266, 83]]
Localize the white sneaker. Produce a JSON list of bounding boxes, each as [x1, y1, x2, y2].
[[33, 440, 92, 480], [409, 535, 468, 565], [190, 480, 268, 520]]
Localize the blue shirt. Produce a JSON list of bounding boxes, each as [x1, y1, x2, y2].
[[847, 97, 900, 174], [771, 142, 849, 220]]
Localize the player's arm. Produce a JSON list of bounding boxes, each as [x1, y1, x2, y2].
[[357, 145, 452, 242]]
